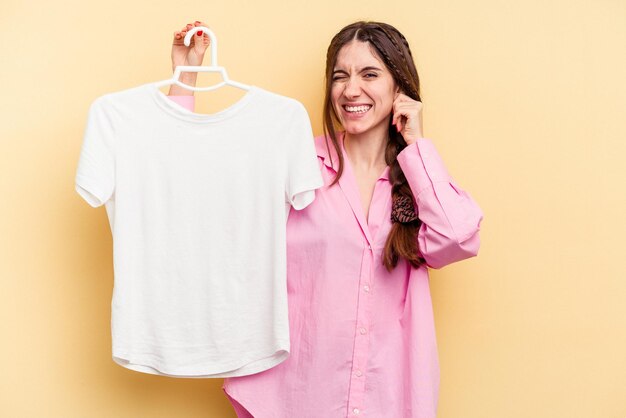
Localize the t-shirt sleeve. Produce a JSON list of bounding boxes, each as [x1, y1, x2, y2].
[[75, 98, 116, 207], [285, 102, 324, 210]]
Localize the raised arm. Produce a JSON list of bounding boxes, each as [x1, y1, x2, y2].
[[392, 93, 483, 269], [397, 139, 483, 269], [167, 20, 210, 110]]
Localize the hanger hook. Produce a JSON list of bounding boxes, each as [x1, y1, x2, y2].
[[184, 26, 218, 67]]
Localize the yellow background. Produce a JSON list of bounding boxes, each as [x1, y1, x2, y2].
[[1, 0, 625, 417]]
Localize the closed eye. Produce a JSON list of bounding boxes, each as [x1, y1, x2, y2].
[[331, 69, 349, 81]]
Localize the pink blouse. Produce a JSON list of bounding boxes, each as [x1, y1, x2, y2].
[[170, 96, 483, 418]]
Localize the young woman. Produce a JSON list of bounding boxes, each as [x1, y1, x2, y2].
[[170, 20, 483, 418]]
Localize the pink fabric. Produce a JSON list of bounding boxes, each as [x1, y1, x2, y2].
[[166, 95, 195, 110], [167, 96, 483, 418]]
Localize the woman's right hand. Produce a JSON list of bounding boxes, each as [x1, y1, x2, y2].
[[169, 21, 210, 96], [171, 21, 210, 71]]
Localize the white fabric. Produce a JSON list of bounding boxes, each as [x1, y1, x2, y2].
[[75, 82, 323, 378]]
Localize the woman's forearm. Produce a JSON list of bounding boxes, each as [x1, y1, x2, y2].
[[167, 73, 198, 96]]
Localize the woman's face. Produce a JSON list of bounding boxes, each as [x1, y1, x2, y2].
[[331, 40, 398, 138]]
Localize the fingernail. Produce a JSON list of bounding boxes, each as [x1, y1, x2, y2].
[[195, 20, 201, 23], [197, 31, 203, 36]]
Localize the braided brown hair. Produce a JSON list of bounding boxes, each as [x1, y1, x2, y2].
[[322, 21, 426, 271]]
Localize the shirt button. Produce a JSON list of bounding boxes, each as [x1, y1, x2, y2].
[[353, 408, 360, 415], [367, 245, 372, 250], [363, 284, 370, 292], [355, 369, 363, 377], [359, 327, 367, 335]]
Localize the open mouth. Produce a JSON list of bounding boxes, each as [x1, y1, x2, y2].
[[343, 104, 372, 114]]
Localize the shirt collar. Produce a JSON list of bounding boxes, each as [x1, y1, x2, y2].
[[315, 132, 390, 181]]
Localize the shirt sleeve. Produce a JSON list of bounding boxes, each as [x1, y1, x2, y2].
[[75, 98, 116, 208], [168, 95, 195, 111], [284, 102, 324, 210], [396, 139, 483, 269]]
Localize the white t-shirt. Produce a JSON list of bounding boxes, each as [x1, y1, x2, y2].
[[75, 82, 323, 377]]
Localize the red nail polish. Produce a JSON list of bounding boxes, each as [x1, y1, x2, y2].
[[197, 31, 203, 36]]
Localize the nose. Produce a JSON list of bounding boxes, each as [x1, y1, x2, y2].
[[343, 76, 362, 99]]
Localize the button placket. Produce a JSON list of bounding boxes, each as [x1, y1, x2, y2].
[[347, 243, 374, 416]]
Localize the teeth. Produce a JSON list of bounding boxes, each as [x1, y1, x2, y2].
[[345, 105, 371, 113]]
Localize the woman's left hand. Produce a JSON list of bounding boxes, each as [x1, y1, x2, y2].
[[391, 93, 424, 145]]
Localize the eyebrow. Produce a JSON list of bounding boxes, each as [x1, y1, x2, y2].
[[332, 66, 383, 74]]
